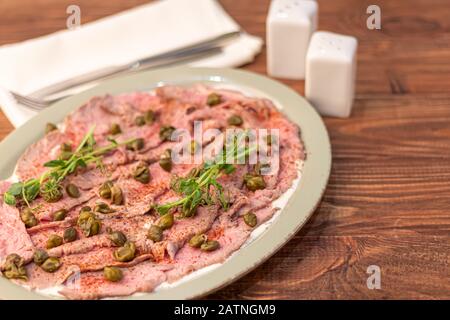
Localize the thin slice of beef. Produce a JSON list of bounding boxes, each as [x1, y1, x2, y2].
[[44, 215, 155, 257], [166, 206, 276, 283], [33, 189, 97, 222], [59, 261, 171, 300], [151, 205, 221, 261], [115, 92, 163, 114], [64, 94, 164, 160], [116, 161, 197, 217], [60, 248, 153, 272], [156, 85, 211, 107], [23, 250, 154, 290], [156, 84, 273, 124], [64, 95, 126, 142], [27, 218, 76, 235], [0, 181, 35, 263], [16, 130, 69, 182], [20, 262, 81, 290]]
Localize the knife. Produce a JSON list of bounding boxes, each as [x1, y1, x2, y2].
[[30, 31, 241, 99]]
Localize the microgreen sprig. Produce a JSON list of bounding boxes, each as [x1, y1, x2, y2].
[[155, 138, 255, 217], [3, 127, 137, 207]]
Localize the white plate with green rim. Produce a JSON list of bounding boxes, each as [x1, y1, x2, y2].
[[0, 67, 331, 299]]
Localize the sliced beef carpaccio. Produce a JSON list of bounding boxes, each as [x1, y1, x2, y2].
[[0, 85, 304, 299]]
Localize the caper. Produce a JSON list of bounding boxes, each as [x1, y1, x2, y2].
[[94, 202, 115, 214], [110, 185, 123, 205], [41, 257, 61, 273], [99, 181, 113, 199], [186, 106, 196, 114], [53, 209, 67, 221], [110, 123, 122, 135], [59, 151, 73, 161], [144, 110, 155, 124], [92, 220, 101, 235], [135, 115, 146, 126], [80, 206, 92, 213], [45, 123, 57, 134], [104, 266, 123, 282], [20, 208, 38, 228], [159, 157, 173, 172], [164, 148, 172, 159], [33, 249, 49, 266], [159, 126, 175, 142], [4, 254, 23, 266], [133, 163, 151, 184], [113, 242, 136, 262], [59, 143, 73, 159], [206, 93, 221, 106], [227, 115, 243, 126], [77, 211, 101, 237], [46, 234, 63, 249], [189, 140, 198, 155], [77, 210, 93, 224], [244, 174, 266, 191], [126, 138, 145, 151], [41, 186, 63, 203], [159, 149, 172, 172], [63, 227, 78, 242], [200, 240, 220, 252], [3, 266, 28, 281], [147, 225, 163, 242], [243, 212, 257, 227], [158, 213, 174, 230], [66, 183, 80, 198], [60, 143, 72, 152], [189, 234, 207, 248], [1, 254, 27, 280], [105, 227, 113, 234], [109, 231, 127, 247]]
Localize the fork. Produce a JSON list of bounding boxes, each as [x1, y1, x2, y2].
[[10, 32, 239, 110], [9, 91, 56, 110]]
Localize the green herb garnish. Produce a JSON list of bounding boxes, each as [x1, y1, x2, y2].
[[3, 127, 137, 207], [155, 137, 254, 217]]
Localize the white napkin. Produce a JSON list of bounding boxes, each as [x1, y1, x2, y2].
[[0, 0, 262, 128]]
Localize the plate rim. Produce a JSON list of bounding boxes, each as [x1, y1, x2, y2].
[[0, 67, 331, 300]]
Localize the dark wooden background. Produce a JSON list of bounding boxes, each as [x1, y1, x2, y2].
[[0, 0, 449, 299]]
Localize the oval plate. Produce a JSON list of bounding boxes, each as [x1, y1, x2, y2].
[[0, 67, 331, 299]]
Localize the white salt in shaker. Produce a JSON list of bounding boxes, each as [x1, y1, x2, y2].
[[266, 0, 318, 79], [305, 31, 358, 118]]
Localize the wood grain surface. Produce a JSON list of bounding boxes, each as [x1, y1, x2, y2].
[[0, 0, 449, 299]]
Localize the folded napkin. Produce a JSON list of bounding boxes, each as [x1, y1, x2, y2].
[[0, 0, 262, 128]]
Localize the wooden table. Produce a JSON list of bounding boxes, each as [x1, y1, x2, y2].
[[1, 0, 449, 299]]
